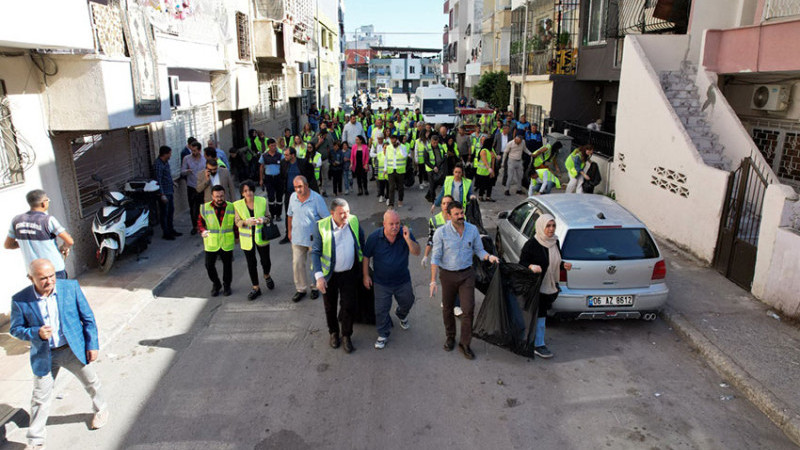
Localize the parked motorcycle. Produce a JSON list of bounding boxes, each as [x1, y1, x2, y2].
[[91, 175, 159, 273]]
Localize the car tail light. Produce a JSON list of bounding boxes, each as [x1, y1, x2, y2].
[[652, 260, 666, 280], [560, 267, 568, 282]]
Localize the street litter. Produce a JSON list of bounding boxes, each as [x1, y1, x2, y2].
[[654, 392, 662, 397], [719, 395, 735, 401], [767, 311, 781, 321]]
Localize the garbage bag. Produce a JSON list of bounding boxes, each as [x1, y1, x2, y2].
[[473, 262, 543, 357], [353, 267, 376, 325], [404, 157, 416, 187], [465, 198, 487, 236], [474, 235, 497, 294]]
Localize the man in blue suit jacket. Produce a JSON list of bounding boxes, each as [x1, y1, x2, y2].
[[311, 198, 364, 353], [10, 259, 108, 449]]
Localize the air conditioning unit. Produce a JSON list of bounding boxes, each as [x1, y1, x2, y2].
[[751, 84, 789, 111], [302, 73, 312, 89], [168, 76, 181, 108]]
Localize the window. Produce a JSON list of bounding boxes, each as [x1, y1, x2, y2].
[[522, 208, 543, 238], [508, 202, 534, 230], [0, 81, 24, 189], [410, 66, 415, 74], [421, 99, 457, 115], [236, 11, 251, 61], [562, 228, 660, 261], [586, 0, 607, 45]]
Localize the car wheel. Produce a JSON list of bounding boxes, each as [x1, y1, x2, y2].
[[495, 231, 504, 261]]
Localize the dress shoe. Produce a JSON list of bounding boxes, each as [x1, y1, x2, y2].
[[342, 336, 354, 353], [265, 276, 275, 290], [91, 408, 109, 429], [364, 190, 369, 195], [329, 333, 341, 349], [211, 284, 222, 297], [443, 337, 455, 351], [171, 230, 183, 237], [310, 289, 320, 300], [292, 291, 307, 303], [504, 190, 510, 196], [247, 288, 261, 301], [458, 344, 476, 360], [222, 286, 232, 296], [191, 228, 198, 235], [279, 236, 290, 245], [163, 234, 176, 241]]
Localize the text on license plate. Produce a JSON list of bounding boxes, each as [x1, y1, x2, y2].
[[587, 295, 634, 307]]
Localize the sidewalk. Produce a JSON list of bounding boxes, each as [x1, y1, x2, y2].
[[658, 238, 800, 446], [0, 214, 204, 438]]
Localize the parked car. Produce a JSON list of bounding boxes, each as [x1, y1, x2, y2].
[[495, 194, 668, 320]]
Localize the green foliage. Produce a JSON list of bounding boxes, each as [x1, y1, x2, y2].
[[473, 71, 511, 111]]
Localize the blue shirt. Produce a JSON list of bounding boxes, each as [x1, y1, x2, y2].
[[215, 148, 230, 168], [35, 286, 67, 348], [259, 151, 283, 176], [286, 161, 301, 191], [431, 221, 488, 271], [363, 227, 417, 287], [286, 191, 329, 247]]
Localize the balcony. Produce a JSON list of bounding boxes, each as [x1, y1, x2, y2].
[[510, 48, 578, 76], [253, 19, 284, 62], [0, 0, 94, 50], [762, 0, 800, 21], [704, 18, 800, 73]]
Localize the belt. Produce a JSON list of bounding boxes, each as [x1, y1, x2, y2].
[[51, 344, 69, 351], [441, 267, 471, 273]]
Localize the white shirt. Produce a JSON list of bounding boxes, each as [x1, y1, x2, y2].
[[500, 134, 509, 154], [314, 218, 356, 280], [210, 172, 221, 187], [36, 286, 67, 349]]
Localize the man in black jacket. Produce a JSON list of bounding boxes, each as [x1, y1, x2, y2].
[[279, 147, 319, 243]]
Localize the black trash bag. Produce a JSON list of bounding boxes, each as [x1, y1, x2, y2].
[[473, 235, 497, 294], [473, 263, 543, 357], [353, 267, 376, 325], [465, 198, 487, 236], [404, 157, 416, 187]]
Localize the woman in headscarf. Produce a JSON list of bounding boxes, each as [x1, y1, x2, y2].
[[518, 214, 572, 358]]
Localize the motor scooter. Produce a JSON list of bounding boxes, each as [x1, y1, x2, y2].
[[91, 175, 159, 273]]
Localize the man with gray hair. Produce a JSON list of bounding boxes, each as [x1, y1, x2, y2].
[[287, 175, 329, 302], [5, 190, 74, 278], [312, 198, 364, 353]]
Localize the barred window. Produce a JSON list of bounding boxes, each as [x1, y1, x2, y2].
[[236, 11, 251, 61], [0, 81, 25, 189]]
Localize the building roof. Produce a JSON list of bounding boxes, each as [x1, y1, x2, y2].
[[370, 46, 441, 54]]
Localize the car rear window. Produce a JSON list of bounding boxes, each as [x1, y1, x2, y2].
[[561, 228, 659, 261]]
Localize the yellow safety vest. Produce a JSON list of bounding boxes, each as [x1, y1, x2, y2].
[[311, 153, 322, 180], [534, 168, 562, 189], [317, 215, 362, 278], [383, 143, 407, 175], [534, 144, 555, 168], [201, 202, 235, 252], [296, 145, 307, 159], [429, 212, 446, 229], [564, 148, 582, 178], [376, 151, 388, 180], [233, 196, 269, 250], [415, 140, 427, 164], [474, 148, 495, 176], [443, 176, 472, 204], [303, 132, 315, 144]]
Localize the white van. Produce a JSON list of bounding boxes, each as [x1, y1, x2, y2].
[[415, 84, 458, 126]]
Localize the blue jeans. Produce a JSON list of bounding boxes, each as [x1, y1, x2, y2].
[[374, 281, 415, 338], [530, 181, 555, 195], [159, 193, 175, 234]]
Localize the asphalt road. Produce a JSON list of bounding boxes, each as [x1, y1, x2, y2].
[[4, 171, 795, 450]]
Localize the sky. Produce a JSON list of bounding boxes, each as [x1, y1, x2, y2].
[[342, 0, 445, 49]]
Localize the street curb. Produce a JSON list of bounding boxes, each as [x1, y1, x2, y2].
[[151, 250, 205, 298], [661, 306, 800, 447]]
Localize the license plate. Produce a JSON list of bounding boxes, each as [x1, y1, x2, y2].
[[587, 295, 634, 307]]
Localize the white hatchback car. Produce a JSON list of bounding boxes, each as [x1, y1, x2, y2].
[[495, 194, 668, 320]]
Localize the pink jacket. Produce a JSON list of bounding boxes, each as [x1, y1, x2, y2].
[[350, 144, 370, 172]]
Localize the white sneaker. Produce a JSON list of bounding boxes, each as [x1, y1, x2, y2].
[[386, 198, 391, 205], [419, 184, 425, 190], [374, 336, 388, 349], [454, 306, 463, 317], [378, 196, 384, 203], [91, 409, 109, 429], [440, 302, 443, 308], [398, 202, 403, 208]]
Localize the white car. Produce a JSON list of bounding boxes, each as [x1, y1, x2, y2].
[[495, 194, 668, 320]]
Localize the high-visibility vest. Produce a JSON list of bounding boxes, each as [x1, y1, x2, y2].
[[311, 152, 322, 180], [233, 196, 269, 250], [295, 145, 307, 159], [564, 149, 583, 178], [216, 158, 227, 170], [383, 143, 407, 174], [534, 168, 562, 189], [303, 131, 315, 143], [470, 137, 481, 160], [474, 148, 494, 176], [317, 215, 362, 278], [534, 143, 555, 168], [408, 128, 418, 150], [247, 138, 264, 154], [425, 143, 446, 172], [332, 126, 342, 141], [397, 120, 408, 134], [370, 126, 384, 140], [336, 110, 345, 122], [443, 176, 472, 205], [429, 212, 446, 230], [201, 202, 235, 252], [415, 140, 427, 164], [376, 151, 388, 180]]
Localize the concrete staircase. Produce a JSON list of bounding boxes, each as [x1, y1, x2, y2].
[[659, 62, 730, 171]]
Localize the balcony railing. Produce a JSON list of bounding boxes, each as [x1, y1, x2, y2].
[[509, 48, 577, 76], [763, 0, 800, 21], [563, 121, 615, 157]]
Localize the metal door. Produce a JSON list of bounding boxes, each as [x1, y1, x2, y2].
[[713, 157, 769, 290]]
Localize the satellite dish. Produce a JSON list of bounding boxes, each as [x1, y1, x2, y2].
[[752, 86, 770, 109]]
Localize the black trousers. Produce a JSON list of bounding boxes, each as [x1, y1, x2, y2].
[[205, 250, 233, 288], [243, 243, 271, 286], [187, 186, 203, 230], [476, 175, 494, 197], [265, 175, 283, 219], [418, 166, 428, 184], [323, 264, 359, 337], [387, 172, 404, 205], [355, 165, 369, 193], [330, 169, 343, 194], [377, 179, 388, 198]]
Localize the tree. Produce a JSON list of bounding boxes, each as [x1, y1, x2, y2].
[[473, 71, 511, 111]]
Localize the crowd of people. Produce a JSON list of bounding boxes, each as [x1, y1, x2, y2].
[[5, 101, 599, 449]]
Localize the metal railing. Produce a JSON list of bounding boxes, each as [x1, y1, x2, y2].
[[563, 121, 616, 157], [763, 0, 800, 21]]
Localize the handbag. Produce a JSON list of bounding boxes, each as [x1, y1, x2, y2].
[[260, 218, 281, 241]]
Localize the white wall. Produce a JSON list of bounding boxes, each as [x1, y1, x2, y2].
[[0, 0, 94, 50], [760, 227, 800, 317], [612, 35, 730, 263], [0, 57, 68, 317], [752, 183, 799, 300]]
